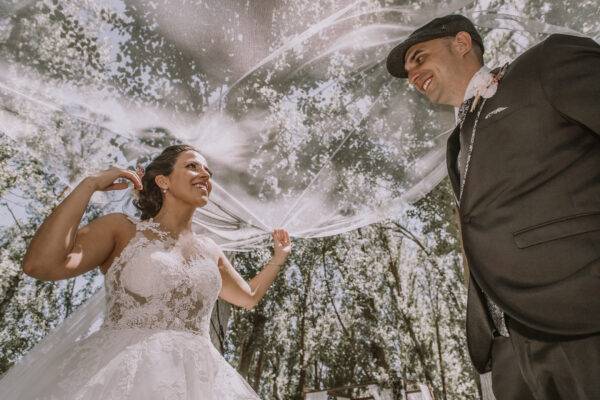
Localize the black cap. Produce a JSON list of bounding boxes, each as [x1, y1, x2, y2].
[[386, 14, 484, 79]]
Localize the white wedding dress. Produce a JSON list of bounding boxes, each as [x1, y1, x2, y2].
[[0, 217, 259, 399]]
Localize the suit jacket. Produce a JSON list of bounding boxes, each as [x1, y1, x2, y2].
[[446, 34, 600, 373]]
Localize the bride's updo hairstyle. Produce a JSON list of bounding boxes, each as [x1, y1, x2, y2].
[[134, 144, 199, 220]]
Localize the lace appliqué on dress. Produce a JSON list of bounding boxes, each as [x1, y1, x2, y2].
[[102, 216, 222, 336]]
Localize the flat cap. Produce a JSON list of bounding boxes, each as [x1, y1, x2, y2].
[[386, 14, 484, 78]]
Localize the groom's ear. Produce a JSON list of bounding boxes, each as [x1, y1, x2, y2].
[[452, 31, 474, 57]]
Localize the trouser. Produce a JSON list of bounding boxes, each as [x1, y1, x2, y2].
[[490, 317, 600, 400]]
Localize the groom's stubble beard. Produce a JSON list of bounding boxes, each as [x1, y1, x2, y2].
[[405, 37, 477, 106], [411, 40, 475, 107], [429, 48, 473, 107]]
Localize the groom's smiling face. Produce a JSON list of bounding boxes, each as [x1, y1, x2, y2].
[[404, 35, 471, 107]]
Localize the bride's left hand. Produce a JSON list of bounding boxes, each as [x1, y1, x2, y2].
[[272, 228, 291, 263]]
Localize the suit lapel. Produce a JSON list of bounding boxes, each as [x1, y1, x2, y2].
[[451, 64, 511, 206], [446, 124, 461, 202], [455, 97, 490, 206]]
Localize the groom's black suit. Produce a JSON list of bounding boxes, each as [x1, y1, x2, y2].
[[447, 34, 600, 399]]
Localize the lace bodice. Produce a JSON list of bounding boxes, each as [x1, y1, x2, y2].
[[102, 217, 222, 337]]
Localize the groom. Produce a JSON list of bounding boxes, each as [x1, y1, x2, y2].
[[386, 14, 600, 400]]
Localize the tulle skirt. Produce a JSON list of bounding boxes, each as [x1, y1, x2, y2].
[[3, 328, 259, 400]]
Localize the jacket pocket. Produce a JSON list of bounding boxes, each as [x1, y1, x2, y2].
[[478, 102, 534, 131], [513, 212, 600, 249]]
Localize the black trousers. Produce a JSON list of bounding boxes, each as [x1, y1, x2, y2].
[[490, 318, 600, 400]]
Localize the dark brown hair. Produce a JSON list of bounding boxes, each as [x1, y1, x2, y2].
[[134, 144, 199, 220]]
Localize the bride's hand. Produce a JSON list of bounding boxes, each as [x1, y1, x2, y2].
[[86, 167, 143, 192], [272, 228, 291, 264]]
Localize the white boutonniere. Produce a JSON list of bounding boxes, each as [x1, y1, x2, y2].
[[470, 63, 509, 112]]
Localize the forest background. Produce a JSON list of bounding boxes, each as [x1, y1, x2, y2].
[[1, 0, 599, 399]]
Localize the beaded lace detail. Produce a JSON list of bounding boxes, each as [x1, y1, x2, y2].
[[102, 217, 222, 337]]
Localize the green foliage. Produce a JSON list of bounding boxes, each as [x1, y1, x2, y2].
[[0, 140, 93, 373]]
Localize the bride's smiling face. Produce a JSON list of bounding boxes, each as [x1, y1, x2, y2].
[[160, 150, 213, 208]]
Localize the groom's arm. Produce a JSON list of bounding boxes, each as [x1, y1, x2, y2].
[[539, 34, 600, 136]]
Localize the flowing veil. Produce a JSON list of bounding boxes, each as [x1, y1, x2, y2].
[[1, 0, 598, 397], [0, 289, 104, 396], [0, 0, 590, 247]]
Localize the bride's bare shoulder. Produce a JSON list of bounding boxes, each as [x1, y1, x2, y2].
[[98, 213, 137, 273], [98, 212, 137, 235]]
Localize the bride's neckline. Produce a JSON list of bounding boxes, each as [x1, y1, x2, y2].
[[136, 217, 194, 242], [102, 215, 211, 277]]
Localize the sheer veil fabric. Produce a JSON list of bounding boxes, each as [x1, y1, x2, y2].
[[0, 0, 589, 250]]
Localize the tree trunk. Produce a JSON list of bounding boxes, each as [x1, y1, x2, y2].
[[295, 265, 313, 399], [238, 311, 267, 378], [433, 311, 448, 400], [252, 347, 265, 390]]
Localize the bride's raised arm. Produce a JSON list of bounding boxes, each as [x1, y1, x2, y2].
[[22, 167, 142, 281], [217, 229, 291, 310]]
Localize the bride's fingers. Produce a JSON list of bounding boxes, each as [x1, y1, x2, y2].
[[271, 229, 290, 250], [273, 229, 284, 244], [102, 182, 129, 191], [119, 169, 143, 190]]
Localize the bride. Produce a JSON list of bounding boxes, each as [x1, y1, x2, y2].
[[3, 144, 291, 399]]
